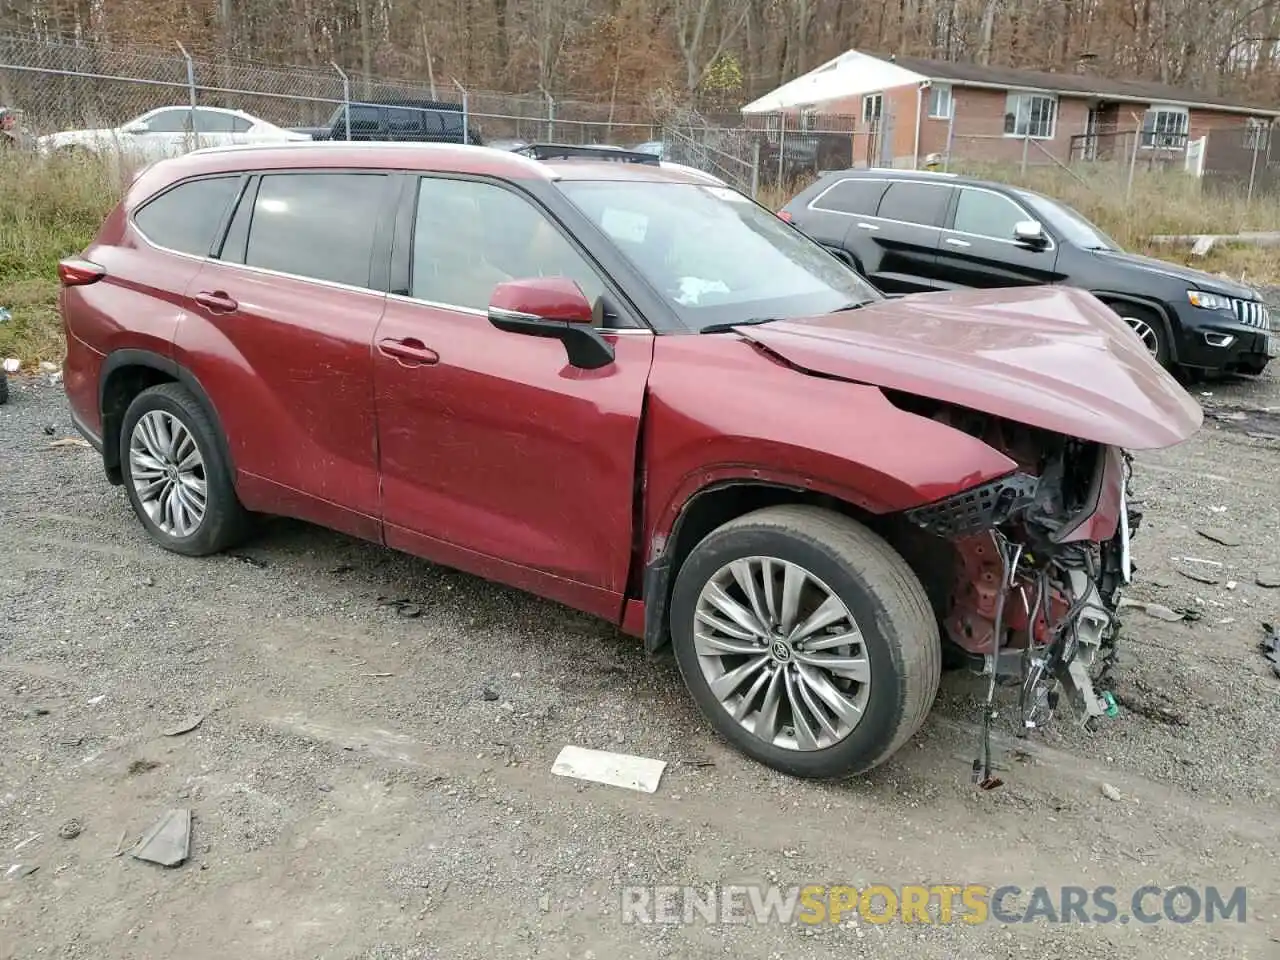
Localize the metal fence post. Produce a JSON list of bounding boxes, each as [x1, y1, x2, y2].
[[453, 78, 469, 143], [331, 62, 351, 140], [777, 112, 786, 185], [1126, 124, 1141, 202], [540, 87, 555, 142], [177, 42, 198, 140], [751, 139, 760, 199], [944, 104, 955, 172], [1247, 126, 1261, 206], [1021, 130, 1029, 173]]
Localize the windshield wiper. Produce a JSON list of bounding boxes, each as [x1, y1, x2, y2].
[[830, 299, 873, 313], [699, 317, 784, 334]]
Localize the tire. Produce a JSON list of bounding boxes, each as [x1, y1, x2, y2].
[[0, 371, 8, 406], [119, 382, 249, 556], [1111, 304, 1170, 368], [669, 504, 941, 779]]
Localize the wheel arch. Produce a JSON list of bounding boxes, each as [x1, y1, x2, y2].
[[640, 479, 878, 655], [1092, 292, 1178, 364], [99, 349, 230, 484]]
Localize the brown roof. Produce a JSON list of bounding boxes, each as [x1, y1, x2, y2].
[[888, 54, 1280, 115]]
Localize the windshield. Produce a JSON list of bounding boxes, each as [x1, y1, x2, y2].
[[1015, 190, 1119, 251], [557, 180, 882, 330]]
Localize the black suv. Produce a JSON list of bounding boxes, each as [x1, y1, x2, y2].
[[291, 98, 483, 145], [782, 169, 1275, 377]]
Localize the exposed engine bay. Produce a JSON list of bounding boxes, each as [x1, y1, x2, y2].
[[885, 395, 1139, 786]]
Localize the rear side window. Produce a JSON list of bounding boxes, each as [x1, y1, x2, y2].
[[243, 173, 387, 287], [133, 176, 241, 256], [876, 182, 952, 226], [811, 178, 887, 216], [387, 107, 423, 133]]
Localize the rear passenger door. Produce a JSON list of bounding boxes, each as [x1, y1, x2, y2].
[[936, 186, 1061, 289], [792, 176, 887, 266], [173, 171, 396, 542], [862, 180, 954, 294]]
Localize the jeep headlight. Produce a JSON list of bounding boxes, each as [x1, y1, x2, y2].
[[1187, 290, 1233, 311]]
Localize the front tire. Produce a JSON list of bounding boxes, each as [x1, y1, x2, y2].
[[119, 383, 249, 556], [669, 505, 941, 779], [1113, 304, 1170, 368]]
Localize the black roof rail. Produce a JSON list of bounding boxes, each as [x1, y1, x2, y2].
[[514, 143, 660, 165]]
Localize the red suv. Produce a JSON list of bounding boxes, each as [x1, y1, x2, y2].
[[60, 142, 1201, 780]]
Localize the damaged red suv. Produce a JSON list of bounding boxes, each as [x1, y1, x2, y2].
[[60, 141, 1201, 779]]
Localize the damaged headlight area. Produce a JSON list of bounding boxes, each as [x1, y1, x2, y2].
[[887, 400, 1143, 786]]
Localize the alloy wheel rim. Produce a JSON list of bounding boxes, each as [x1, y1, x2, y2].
[[1123, 316, 1160, 356], [128, 411, 208, 538], [693, 556, 871, 751]]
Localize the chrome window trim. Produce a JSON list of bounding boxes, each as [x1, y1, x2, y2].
[[386, 291, 654, 336]]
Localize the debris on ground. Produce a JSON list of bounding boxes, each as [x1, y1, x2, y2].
[[480, 687, 499, 701], [1197, 527, 1242, 547], [0, 307, 11, 323], [46, 437, 90, 449], [57, 819, 82, 840], [5, 864, 38, 880], [1261, 624, 1280, 679], [229, 553, 267, 568], [1177, 566, 1222, 585], [376, 597, 423, 617], [1101, 783, 1123, 802], [127, 759, 160, 775], [12, 833, 40, 852], [1257, 570, 1280, 588], [361, 672, 393, 678], [1119, 600, 1189, 623], [2, 358, 18, 373], [41, 425, 54, 436], [551, 745, 667, 794], [131, 809, 192, 867], [162, 716, 203, 737]]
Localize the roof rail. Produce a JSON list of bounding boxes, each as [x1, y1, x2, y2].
[[515, 143, 660, 165]]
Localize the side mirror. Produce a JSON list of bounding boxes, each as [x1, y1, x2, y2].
[[487, 278, 615, 370], [1013, 220, 1047, 246], [122, 122, 148, 135]]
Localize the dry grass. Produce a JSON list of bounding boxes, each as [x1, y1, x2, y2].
[[0, 151, 122, 367]]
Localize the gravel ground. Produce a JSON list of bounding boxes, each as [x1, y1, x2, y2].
[[1, 368, 1278, 960]]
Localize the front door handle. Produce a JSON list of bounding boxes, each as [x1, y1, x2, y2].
[[944, 237, 972, 248], [856, 222, 879, 231], [194, 290, 238, 312], [378, 337, 440, 366]]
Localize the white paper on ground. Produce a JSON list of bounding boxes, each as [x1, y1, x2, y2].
[[551, 745, 667, 794]]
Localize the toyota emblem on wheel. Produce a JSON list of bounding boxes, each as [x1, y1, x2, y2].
[[771, 640, 792, 662]]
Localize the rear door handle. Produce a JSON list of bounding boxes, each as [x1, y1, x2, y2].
[[378, 337, 439, 366], [856, 222, 879, 231], [944, 237, 971, 248], [193, 290, 238, 312]]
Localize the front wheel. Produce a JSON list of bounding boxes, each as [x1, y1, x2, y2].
[[668, 505, 941, 779], [1113, 305, 1170, 368], [119, 383, 249, 556]]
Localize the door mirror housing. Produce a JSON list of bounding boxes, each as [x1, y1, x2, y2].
[[122, 121, 149, 135], [487, 277, 615, 370], [1013, 219, 1047, 246]]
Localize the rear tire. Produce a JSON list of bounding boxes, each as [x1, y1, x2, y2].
[[119, 383, 249, 556], [669, 505, 941, 779]]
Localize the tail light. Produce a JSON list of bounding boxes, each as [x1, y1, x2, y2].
[[57, 258, 106, 287], [777, 210, 794, 223]]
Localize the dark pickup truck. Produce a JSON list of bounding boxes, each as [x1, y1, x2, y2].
[[291, 99, 483, 145]]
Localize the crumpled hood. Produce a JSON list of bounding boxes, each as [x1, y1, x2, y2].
[[1090, 249, 1258, 299], [738, 285, 1202, 450]]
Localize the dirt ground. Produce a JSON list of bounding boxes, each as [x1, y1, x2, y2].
[[1, 369, 1278, 960]]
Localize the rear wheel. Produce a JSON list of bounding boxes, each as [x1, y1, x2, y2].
[[669, 505, 941, 779], [119, 383, 249, 556]]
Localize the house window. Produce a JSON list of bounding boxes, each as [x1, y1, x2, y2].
[[1244, 117, 1269, 151], [1141, 106, 1189, 149], [800, 107, 818, 132], [929, 84, 953, 119], [862, 94, 883, 125], [1004, 91, 1057, 139]]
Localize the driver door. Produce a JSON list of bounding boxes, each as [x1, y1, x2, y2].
[[373, 175, 654, 620], [126, 108, 193, 160]]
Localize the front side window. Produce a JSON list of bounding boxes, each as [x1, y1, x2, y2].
[[140, 109, 191, 133], [951, 188, 1028, 240], [411, 178, 606, 313], [133, 176, 240, 256], [558, 180, 881, 331], [1015, 189, 1117, 251], [1141, 107, 1188, 149], [243, 173, 387, 287], [876, 181, 952, 226], [1004, 92, 1057, 139]]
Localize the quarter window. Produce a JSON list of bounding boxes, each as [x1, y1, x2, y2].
[[1004, 92, 1057, 139], [133, 176, 241, 256], [243, 173, 388, 287], [1141, 106, 1189, 149], [410, 178, 606, 314], [876, 181, 952, 227], [952, 188, 1029, 240]]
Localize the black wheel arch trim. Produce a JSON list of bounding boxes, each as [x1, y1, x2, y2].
[[98, 349, 234, 480], [1091, 291, 1179, 363]]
